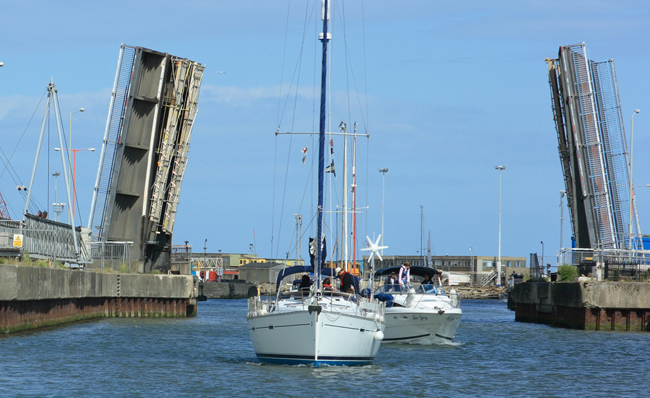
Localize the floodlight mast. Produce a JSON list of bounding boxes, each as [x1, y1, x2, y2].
[[494, 165, 506, 286]]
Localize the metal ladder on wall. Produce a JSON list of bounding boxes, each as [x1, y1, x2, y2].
[[162, 63, 205, 234], [88, 45, 137, 240], [149, 59, 191, 224]]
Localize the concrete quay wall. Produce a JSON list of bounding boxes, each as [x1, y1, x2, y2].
[[0, 264, 198, 334], [511, 281, 650, 331], [201, 281, 254, 299]]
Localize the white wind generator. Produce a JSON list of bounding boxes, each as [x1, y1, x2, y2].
[[361, 235, 388, 297]]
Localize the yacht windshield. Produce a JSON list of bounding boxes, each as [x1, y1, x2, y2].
[[373, 282, 445, 296]]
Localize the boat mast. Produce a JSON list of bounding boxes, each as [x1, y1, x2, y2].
[[316, 0, 330, 283], [352, 123, 358, 273], [427, 231, 432, 268], [420, 205, 424, 266], [341, 122, 348, 271]]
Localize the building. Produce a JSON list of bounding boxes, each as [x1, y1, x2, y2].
[[171, 246, 305, 281], [238, 262, 287, 285], [367, 254, 528, 286]]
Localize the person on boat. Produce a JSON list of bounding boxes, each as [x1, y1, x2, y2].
[[336, 267, 355, 293], [323, 278, 332, 290], [421, 273, 437, 293], [386, 272, 397, 292], [298, 274, 312, 291], [398, 262, 411, 291]]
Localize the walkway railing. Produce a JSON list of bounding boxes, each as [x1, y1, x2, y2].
[[560, 247, 650, 280], [23, 214, 89, 265], [90, 241, 133, 270]]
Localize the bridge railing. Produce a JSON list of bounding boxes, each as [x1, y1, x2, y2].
[[560, 247, 650, 279], [90, 241, 133, 270], [23, 214, 90, 265]]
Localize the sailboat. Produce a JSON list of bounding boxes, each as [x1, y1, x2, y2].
[[246, 0, 385, 366]]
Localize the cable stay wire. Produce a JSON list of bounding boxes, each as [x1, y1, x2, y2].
[[273, 1, 371, 262], [275, 1, 318, 133], [0, 91, 49, 217], [271, 0, 293, 259], [361, 0, 369, 134], [53, 92, 83, 227], [274, 0, 318, 260]]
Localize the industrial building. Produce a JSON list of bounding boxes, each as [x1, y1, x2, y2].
[[367, 254, 528, 286]]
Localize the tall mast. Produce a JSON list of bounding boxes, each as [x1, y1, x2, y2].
[[352, 123, 358, 273], [420, 205, 424, 266], [316, 0, 330, 281], [427, 231, 432, 267], [341, 122, 348, 271]]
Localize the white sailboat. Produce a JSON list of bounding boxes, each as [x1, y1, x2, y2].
[[247, 0, 385, 366]]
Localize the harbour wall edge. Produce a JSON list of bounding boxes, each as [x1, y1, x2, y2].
[[0, 264, 198, 334], [511, 281, 650, 331]]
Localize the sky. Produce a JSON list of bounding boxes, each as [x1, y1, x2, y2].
[[1, 0, 650, 266]]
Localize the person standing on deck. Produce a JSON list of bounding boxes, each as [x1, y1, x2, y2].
[[336, 267, 355, 293], [398, 262, 411, 291]]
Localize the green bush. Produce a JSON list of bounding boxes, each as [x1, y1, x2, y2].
[[117, 264, 130, 274], [558, 264, 578, 282]]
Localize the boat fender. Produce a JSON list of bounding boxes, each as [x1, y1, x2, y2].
[[374, 330, 384, 341]]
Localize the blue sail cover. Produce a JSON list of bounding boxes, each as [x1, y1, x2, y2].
[[275, 266, 314, 291], [374, 266, 441, 279]]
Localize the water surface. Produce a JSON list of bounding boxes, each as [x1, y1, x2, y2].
[[1, 299, 647, 397]]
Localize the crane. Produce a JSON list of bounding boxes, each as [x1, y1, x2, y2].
[[0, 188, 10, 219]]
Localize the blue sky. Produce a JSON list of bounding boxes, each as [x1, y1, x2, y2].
[[1, 1, 650, 265]]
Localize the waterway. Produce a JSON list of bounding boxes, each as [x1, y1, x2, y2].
[[1, 299, 648, 397]]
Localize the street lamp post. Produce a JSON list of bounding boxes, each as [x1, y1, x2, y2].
[[629, 109, 640, 250], [69, 108, 85, 155], [379, 168, 388, 255], [494, 165, 505, 286], [55, 147, 95, 223], [539, 241, 544, 276], [68, 108, 85, 204], [469, 247, 474, 286], [557, 191, 566, 267], [52, 172, 66, 222]]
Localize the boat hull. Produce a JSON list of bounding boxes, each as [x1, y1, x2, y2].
[[248, 308, 383, 366], [382, 308, 462, 344]]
